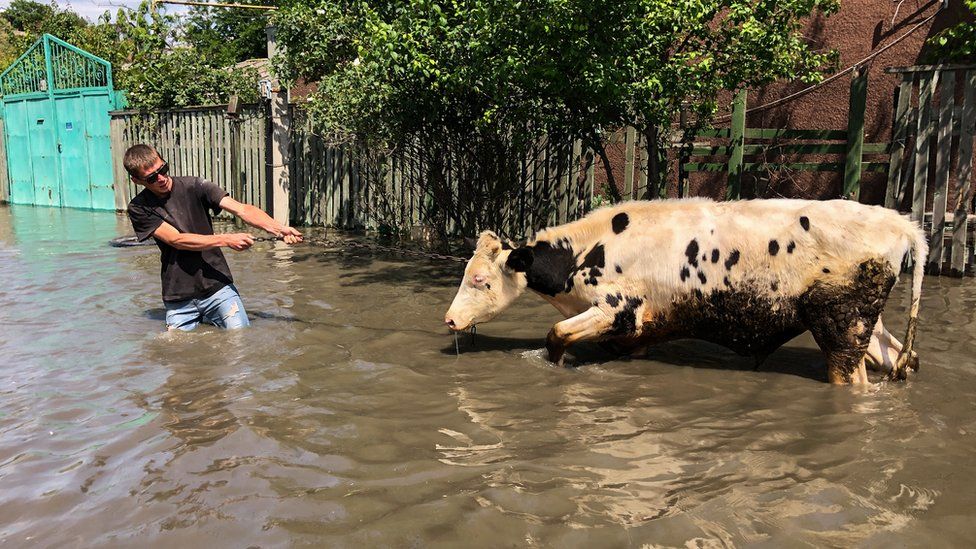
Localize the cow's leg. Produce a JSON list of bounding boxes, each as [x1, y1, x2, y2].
[[866, 318, 919, 374], [801, 260, 897, 385], [546, 307, 613, 366], [866, 318, 900, 372]]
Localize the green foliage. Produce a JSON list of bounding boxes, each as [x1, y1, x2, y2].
[[0, 0, 260, 109], [925, 0, 976, 63], [2, 0, 85, 37], [184, 1, 269, 66], [275, 0, 838, 147], [274, 1, 838, 234]]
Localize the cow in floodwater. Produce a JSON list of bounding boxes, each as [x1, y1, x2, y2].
[[444, 198, 926, 384]]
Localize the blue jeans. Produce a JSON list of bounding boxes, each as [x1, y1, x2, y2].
[[164, 284, 250, 331]]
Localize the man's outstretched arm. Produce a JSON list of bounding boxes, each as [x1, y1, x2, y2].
[[219, 197, 303, 244], [153, 221, 255, 251]]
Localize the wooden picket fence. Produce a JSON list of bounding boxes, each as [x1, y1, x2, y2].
[[104, 65, 974, 274], [110, 105, 268, 212], [286, 109, 600, 238], [886, 64, 976, 277]]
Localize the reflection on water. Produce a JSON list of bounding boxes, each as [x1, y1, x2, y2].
[[1, 204, 976, 546]]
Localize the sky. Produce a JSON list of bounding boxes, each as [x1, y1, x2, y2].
[[0, 0, 188, 22]]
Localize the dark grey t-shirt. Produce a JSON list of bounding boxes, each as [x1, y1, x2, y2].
[[127, 176, 234, 302]]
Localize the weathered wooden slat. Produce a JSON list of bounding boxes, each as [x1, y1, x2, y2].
[[744, 128, 848, 140], [951, 70, 976, 276], [623, 126, 636, 199], [692, 142, 890, 157], [928, 70, 955, 274], [843, 68, 868, 200], [727, 90, 746, 200], [686, 162, 889, 173], [887, 64, 976, 73], [912, 72, 939, 223]]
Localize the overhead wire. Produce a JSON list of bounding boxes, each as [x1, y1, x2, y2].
[[710, 3, 944, 123]]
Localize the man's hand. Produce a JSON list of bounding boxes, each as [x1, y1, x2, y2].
[[224, 233, 255, 251], [276, 226, 303, 245]]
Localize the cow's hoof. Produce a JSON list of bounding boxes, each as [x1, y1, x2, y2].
[[908, 351, 920, 372]]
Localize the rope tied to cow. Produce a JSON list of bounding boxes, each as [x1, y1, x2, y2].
[[110, 233, 471, 265]]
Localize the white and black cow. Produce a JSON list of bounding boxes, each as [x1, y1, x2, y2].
[[444, 198, 926, 384]]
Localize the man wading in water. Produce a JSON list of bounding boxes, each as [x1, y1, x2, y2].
[[124, 144, 303, 331]]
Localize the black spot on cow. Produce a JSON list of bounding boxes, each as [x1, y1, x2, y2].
[[769, 240, 780, 256], [615, 264, 622, 274], [702, 254, 707, 262], [606, 293, 620, 307], [698, 270, 707, 284], [800, 216, 810, 231], [711, 249, 720, 263], [608, 296, 644, 336], [685, 239, 700, 268], [612, 213, 629, 234], [771, 281, 778, 292], [724, 276, 730, 287], [522, 240, 577, 296], [680, 266, 691, 281], [823, 267, 831, 273], [787, 241, 796, 254], [580, 244, 606, 286], [724, 249, 740, 270]]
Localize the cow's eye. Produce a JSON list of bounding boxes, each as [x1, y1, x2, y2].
[[485, 283, 491, 290]]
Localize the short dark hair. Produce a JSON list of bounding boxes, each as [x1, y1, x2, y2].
[[123, 144, 160, 176]]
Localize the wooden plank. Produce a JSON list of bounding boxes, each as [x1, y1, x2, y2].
[[744, 128, 848, 140], [623, 126, 636, 199], [950, 70, 976, 276], [571, 139, 583, 220], [928, 70, 955, 274], [912, 72, 939, 223], [887, 63, 976, 73], [560, 142, 572, 223], [637, 131, 648, 200], [843, 67, 868, 200], [727, 89, 746, 200], [691, 143, 887, 157], [686, 161, 888, 173], [342, 145, 352, 228], [696, 128, 731, 138]]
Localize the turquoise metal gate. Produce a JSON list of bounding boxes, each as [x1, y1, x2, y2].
[[0, 34, 125, 210]]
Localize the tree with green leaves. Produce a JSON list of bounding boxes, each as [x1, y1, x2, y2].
[[926, 0, 975, 63], [274, 0, 838, 238], [0, 0, 260, 110], [183, 0, 270, 66]]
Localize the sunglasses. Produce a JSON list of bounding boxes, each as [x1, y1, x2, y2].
[[135, 162, 169, 185]]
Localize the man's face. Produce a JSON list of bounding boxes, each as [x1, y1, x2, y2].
[[131, 156, 172, 196]]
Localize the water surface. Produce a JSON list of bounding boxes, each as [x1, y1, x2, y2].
[[1, 204, 975, 547]]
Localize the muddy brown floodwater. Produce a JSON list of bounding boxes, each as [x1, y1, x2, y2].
[[1, 204, 976, 547]]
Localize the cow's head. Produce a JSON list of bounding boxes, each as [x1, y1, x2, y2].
[[444, 230, 533, 331]]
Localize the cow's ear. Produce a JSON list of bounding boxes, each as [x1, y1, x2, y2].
[[477, 230, 502, 259], [506, 247, 534, 272]]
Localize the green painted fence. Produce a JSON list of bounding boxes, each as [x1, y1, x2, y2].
[[0, 117, 8, 203]]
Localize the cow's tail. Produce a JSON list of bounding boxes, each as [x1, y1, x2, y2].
[[892, 221, 927, 380]]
